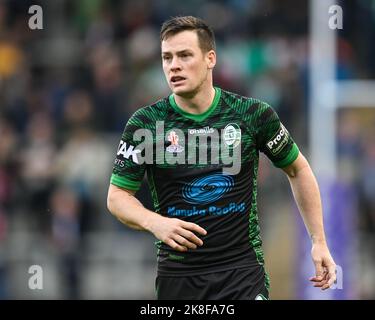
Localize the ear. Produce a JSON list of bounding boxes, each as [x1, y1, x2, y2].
[[206, 50, 216, 69]]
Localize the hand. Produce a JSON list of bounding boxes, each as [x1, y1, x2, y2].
[[147, 215, 207, 252], [309, 242, 337, 290]]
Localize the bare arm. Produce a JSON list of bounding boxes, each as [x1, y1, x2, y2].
[[282, 152, 336, 290], [107, 184, 207, 252]]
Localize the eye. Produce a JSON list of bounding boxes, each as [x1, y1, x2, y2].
[[163, 56, 171, 62]]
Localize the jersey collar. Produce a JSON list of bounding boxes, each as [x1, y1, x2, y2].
[[169, 87, 221, 122]]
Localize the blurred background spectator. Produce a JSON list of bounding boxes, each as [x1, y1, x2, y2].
[[0, 0, 374, 299]]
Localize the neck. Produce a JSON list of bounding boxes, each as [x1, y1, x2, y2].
[[174, 84, 216, 115]]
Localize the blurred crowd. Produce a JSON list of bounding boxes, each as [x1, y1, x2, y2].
[[0, 0, 374, 299]]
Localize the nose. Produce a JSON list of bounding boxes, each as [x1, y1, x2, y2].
[[170, 56, 181, 71]]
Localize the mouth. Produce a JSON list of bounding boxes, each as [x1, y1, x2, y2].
[[170, 76, 186, 85]]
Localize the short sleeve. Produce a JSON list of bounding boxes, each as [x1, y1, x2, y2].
[[110, 111, 147, 191], [255, 102, 299, 168]]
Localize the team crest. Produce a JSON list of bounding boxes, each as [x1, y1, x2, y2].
[[166, 130, 184, 153], [223, 123, 241, 148]]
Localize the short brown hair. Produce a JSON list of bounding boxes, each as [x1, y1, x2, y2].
[[160, 16, 216, 52]]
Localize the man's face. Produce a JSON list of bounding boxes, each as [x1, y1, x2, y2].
[[161, 30, 215, 97]]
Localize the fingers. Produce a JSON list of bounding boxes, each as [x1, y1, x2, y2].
[[318, 272, 332, 290], [310, 245, 337, 291], [310, 270, 328, 288], [161, 219, 207, 252], [181, 221, 207, 236], [164, 238, 188, 252], [173, 234, 198, 250], [309, 272, 325, 282], [324, 264, 337, 290], [179, 228, 204, 247], [312, 259, 324, 281], [309, 264, 337, 290], [170, 223, 205, 250]]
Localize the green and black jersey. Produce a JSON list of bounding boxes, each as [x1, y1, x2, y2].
[[110, 87, 299, 279]]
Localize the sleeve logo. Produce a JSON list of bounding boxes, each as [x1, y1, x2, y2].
[[117, 140, 141, 164], [266, 123, 289, 155]]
